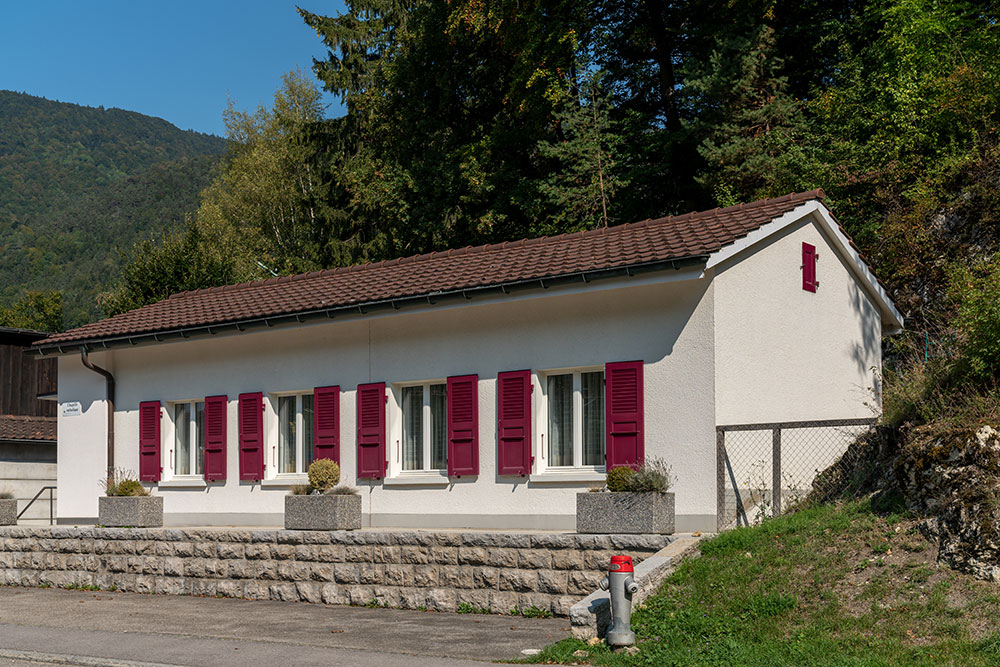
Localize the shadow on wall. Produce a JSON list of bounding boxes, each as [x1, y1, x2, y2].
[[848, 278, 883, 401]]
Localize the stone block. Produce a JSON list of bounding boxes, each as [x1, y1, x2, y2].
[[244, 544, 270, 560], [97, 497, 163, 528], [154, 576, 186, 596], [517, 549, 552, 569], [488, 548, 518, 568], [413, 565, 438, 587], [457, 547, 488, 565], [358, 564, 385, 585], [384, 564, 414, 587], [270, 544, 295, 560], [193, 542, 217, 558], [551, 550, 583, 570], [189, 579, 218, 597], [163, 557, 185, 577], [568, 570, 603, 596], [216, 580, 243, 598], [576, 492, 676, 534], [536, 569, 568, 594], [488, 591, 520, 614], [438, 565, 474, 589], [424, 587, 456, 612], [269, 583, 299, 601], [430, 546, 457, 565], [399, 546, 429, 564], [472, 567, 498, 589], [499, 569, 537, 592], [321, 583, 348, 606], [297, 582, 323, 603], [173, 542, 195, 557], [314, 545, 345, 562], [217, 543, 245, 560], [371, 545, 400, 563], [334, 563, 358, 583]]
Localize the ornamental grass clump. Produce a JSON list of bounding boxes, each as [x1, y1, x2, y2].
[[629, 457, 673, 493], [0, 489, 13, 500], [307, 459, 340, 492], [325, 484, 359, 495], [101, 468, 149, 497]]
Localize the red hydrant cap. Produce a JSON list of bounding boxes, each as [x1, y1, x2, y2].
[[608, 555, 634, 573]]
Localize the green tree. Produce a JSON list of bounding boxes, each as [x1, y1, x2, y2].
[[685, 24, 817, 205], [0, 291, 64, 333], [536, 69, 627, 231]]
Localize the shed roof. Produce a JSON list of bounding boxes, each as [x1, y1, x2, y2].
[[37, 189, 886, 352], [0, 415, 56, 443]]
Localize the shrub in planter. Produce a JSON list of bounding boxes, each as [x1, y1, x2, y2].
[[577, 458, 675, 534], [99, 468, 162, 527], [0, 489, 16, 526], [284, 460, 361, 530]]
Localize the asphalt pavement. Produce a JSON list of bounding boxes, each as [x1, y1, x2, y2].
[[0, 586, 569, 666]]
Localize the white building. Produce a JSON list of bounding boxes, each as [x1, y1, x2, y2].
[[35, 190, 901, 531]]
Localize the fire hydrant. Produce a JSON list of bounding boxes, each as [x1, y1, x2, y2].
[[599, 554, 639, 647]]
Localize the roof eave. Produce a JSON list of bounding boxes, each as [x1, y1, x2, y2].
[[31, 255, 710, 356]]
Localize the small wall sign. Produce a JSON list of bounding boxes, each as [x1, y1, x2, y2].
[[61, 402, 82, 417]]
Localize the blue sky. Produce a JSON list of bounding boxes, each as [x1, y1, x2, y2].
[[1, 1, 347, 136]]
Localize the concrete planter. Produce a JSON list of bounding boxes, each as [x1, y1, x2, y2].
[[576, 492, 675, 534], [285, 494, 361, 531], [0, 498, 16, 526], [98, 496, 163, 528]]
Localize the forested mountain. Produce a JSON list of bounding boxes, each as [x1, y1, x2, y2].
[[0, 90, 225, 325]]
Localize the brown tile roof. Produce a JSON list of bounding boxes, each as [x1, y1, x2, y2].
[[37, 190, 826, 349], [0, 415, 56, 443]]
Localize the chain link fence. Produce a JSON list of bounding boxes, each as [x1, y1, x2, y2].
[[716, 418, 877, 530]]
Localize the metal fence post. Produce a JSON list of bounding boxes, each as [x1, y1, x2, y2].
[[717, 429, 726, 532], [772, 428, 782, 517]]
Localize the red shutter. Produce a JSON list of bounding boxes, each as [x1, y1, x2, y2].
[[203, 395, 228, 481], [356, 382, 386, 479], [802, 242, 817, 292], [605, 361, 644, 468], [238, 392, 264, 481], [447, 374, 478, 477], [313, 385, 340, 463], [497, 370, 532, 476], [138, 401, 161, 482]]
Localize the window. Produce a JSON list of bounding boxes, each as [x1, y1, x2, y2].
[[276, 393, 314, 474], [172, 401, 204, 476], [543, 370, 605, 468], [401, 383, 447, 471]]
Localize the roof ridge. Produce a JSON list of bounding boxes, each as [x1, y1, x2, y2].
[[164, 190, 826, 303]]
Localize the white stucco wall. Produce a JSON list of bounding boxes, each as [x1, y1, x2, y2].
[[55, 273, 718, 531], [713, 213, 884, 506], [713, 213, 883, 425]]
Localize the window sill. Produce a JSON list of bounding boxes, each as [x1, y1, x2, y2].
[[529, 470, 607, 484], [383, 472, 450, 487], [159, 478, 207, 489], [261, 476, 308, 488]]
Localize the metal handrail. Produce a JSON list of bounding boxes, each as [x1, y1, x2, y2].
[[17, 485, 56, 524]]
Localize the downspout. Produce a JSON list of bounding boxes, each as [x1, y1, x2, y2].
[[80, 348, 115, 479]]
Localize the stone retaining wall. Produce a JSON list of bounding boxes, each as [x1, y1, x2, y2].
[[0, 527, 670, 617]]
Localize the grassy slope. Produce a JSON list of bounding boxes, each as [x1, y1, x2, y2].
[[527, 501, 1000, 666]]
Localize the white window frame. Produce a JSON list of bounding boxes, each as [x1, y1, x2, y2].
[[161, 399, 205, 487], [264, 391, 314, 483], [534, 367, 606, 478], [386, 380, 449, 486]]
